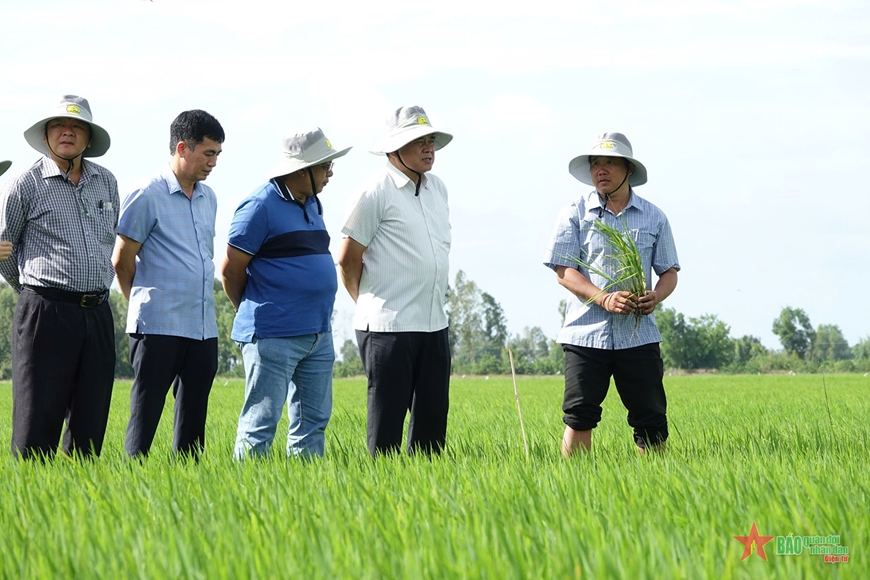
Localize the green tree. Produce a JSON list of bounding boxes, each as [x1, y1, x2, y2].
[[810, 324, 850, 361], [214, 279, 244, 377], [733, 335, 767, 365], [853, 336, 870, 360], [658, 307, 732, 370], [108, 290, 134, 378], [446, 271, 509, 373], [334, 338, 364, 378], [481, 292, 508, 359], [657, 307, 692, 369], [0, 284, 18, 379], [772, 307, 815, 359]]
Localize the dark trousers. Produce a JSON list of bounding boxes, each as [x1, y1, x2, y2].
[[11, 288, 115, 459], [356, 328, 451, 457], [562, 343, 668, 448], [124, 334, 218, 457]]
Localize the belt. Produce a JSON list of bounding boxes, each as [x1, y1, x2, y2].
[[25, 285, 109, 308]]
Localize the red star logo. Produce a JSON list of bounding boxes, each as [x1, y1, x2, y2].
[[733, 522, 775, 561]]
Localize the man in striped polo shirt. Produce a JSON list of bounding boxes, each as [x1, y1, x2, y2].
[[221, 128, 350, 459], [0, 95, 119, 459], [113, 110, 225, 459], [544, 133, 680, 456], [339, 106, 453, 457]]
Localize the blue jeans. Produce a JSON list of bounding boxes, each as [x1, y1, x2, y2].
[[234, 332, 334, 459]]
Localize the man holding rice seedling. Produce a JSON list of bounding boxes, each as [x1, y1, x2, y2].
[[544, 132, 680, 456], [338, 106, 453, 458], [221, 128, 350, 460], [0, 95, 119, 459], [114, 110, 225, 458]]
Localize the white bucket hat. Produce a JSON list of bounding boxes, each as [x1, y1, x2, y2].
[[268, 127, 351, 179], [0, 160, 10, 177], [24, 95, 111, 158], [369, 106, 452, 155], [568, 132, 647, 187]]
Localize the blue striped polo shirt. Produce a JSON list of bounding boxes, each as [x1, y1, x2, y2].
[[228, 180, 337, 342]]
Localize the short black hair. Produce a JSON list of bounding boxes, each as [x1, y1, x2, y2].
[[169, 110, 225, 154]]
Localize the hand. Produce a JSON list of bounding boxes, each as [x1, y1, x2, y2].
[[603, 290, 637, 315], [0, 241, 13, 261], [635, 291, 658, 316]]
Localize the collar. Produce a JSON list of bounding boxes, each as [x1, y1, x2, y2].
[[384, 161, 428, 192], [39, 155, 99, 182], [587, 187, 641, 215], [164, 164, 206, 199]]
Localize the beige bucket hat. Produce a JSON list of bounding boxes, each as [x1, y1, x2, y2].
[[370, 106, 452, 154], [568, 132, 647, 187], [24, 95, 111, 158], [268, 127, 351, 179]]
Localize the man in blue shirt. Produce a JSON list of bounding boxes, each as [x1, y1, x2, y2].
[[113, 110, 225, 458], [544, 133, 680, 456], [220, 128, 350, 459]]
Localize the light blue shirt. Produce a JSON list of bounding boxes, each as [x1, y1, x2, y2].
[[544, 188, 680, 350], [118, 166, 218, 340]]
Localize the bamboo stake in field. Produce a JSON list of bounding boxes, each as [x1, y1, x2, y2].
[[508, 348, 530, 460]]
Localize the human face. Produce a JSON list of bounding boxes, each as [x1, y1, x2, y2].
[[44, 117, 91, 160], [178, 137, 222, 183], [310, 161, 335, 194], [395, 134, 436, 174], [589, 155, 631, 195]]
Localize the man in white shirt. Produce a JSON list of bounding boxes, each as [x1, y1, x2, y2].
[[338, 106, 453, 457]]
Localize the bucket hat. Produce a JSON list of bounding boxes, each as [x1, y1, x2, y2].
[[370, 106, 452, 154], [0, 160, 10, 177], [268, 127, 351, 179], [24, 95, 111, 158], [568, 132, 647, 187]]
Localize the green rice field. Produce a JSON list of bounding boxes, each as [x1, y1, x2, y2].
[[0, 374, 866, 579]]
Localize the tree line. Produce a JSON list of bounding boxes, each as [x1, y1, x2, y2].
[[0, 275, 867, 380]]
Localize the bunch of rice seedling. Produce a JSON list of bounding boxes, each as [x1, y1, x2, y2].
[[564, 217, 646, 322]]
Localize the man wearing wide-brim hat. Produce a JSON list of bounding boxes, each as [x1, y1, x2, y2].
[[338, 105, 453, 458], [0, 95, 119, 459], [221, 127, 350, 460], [544, 132, 680, 457]]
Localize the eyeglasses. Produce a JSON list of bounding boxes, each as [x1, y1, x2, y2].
[[409, 136, 437, 148], [318, 161, 334, 172]]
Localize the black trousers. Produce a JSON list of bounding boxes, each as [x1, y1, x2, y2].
[[562, 342, 668, 448], [11, 288, 115, 459], [356, 329, 451, 457], [124, 334, 218, 457]]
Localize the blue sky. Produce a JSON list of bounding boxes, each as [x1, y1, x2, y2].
[[1, 0, 868, 350]]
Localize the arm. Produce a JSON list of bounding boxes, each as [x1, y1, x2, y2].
[[636, 268, 678, 315], [112, 234, 142, 300], [0, 241, 12, 261], [220, 245, 254, 312], [337, 236, 366, 303], [554, 265, 638, 316]]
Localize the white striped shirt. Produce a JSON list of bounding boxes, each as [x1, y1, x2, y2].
[[342, 163, 451, 332], [0, 157, 119, 293]]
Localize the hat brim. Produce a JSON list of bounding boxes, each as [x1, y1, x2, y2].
[[369, 128, 452, 155], [23, 116, 111, 158], [267, 145, 352, 180], [568, 154, 647, 187], [0, 160, 10, 177]]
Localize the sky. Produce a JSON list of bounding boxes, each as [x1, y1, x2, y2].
[[1, 0, 868, 351]]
